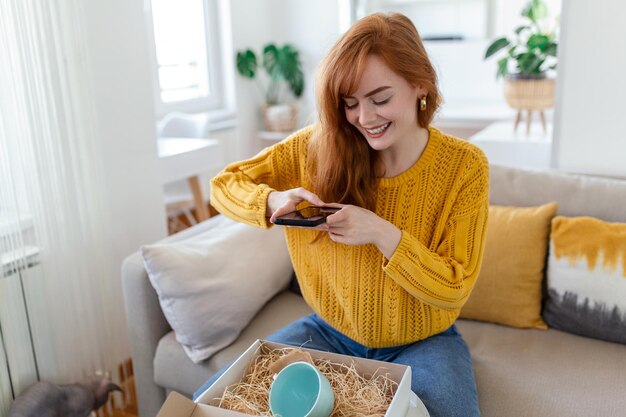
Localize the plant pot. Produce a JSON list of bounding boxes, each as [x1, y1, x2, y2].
[[262, 103, 298, 132], [503, 77, 555, 111]]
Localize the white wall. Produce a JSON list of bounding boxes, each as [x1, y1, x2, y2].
[[228, 0, 273, 158], [228, 0, 342, 158], [266, 0, 342, 125], [82, 0, 167, 363], [553, 1, 626, 177]]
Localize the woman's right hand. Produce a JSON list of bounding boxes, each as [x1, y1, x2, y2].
[[267, 188, 326, 223]]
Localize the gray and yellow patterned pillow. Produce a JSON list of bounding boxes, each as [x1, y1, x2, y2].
[[544, 216, 626, 344]]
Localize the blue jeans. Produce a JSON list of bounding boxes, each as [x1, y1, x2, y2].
[[194, 314, 480, 417]]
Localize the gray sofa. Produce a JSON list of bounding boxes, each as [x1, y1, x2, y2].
[[122, 164, 626, 417]]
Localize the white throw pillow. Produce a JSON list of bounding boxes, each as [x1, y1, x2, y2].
[[544, 216, 626, 345], [141, 215, 293, 363]]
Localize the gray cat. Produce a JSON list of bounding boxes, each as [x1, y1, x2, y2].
[[8, 376, 121, 417]]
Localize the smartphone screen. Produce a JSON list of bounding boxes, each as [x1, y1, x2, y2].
[[273, 206, 340, 227]]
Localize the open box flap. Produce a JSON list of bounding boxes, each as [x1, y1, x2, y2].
[[156, 392, 195, 417], [157, 391, 253, 417]]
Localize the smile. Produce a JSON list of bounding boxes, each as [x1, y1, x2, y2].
[[364, 122, 391, 135]]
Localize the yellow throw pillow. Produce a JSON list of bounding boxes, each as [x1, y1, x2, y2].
[[460, 202, 558, 329]]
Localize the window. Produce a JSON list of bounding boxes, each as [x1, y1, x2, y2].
[[147, 0, 235, 119]]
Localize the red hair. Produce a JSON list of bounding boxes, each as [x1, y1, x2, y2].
[[308, 13, 441, 210]]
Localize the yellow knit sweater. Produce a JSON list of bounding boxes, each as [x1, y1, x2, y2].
[[210, 125, 490, 347]]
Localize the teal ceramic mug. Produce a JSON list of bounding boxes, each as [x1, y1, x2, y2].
[[269, 361, 335, 417]]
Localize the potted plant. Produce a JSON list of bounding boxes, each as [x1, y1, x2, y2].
[[484, 0, 558, 131], [236, 43, 304, 132]]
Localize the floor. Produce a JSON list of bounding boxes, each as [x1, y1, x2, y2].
[[94, 358, 137, 417]]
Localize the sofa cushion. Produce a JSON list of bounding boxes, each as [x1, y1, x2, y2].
[[142, 214, 293, 364], [457, 319, 626, 417], [154, 291, 313, 396], [489, 164, 626, 223], [460, 202, 557, 329], [544, 216, 626, 344]]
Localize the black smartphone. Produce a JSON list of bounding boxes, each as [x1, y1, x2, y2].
[[273, 206, 340, 227]]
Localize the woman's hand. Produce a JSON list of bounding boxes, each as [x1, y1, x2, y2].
[[325, 204, 402, 259], [267, 188, 326, 223]]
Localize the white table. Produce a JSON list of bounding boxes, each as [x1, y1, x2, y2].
[[468, 121, 553, 170], [157, 138, 225, 221]]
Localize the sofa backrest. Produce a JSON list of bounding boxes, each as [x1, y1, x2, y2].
[[489, 164, 626, 222]]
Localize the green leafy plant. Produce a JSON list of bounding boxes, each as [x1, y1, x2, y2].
[[484, 0, 558, 79], [236, 43, 304, 105]]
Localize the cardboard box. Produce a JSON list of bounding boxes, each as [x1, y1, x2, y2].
[[157, 339, 430, 417]]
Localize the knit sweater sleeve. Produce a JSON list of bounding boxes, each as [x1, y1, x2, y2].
[[209, 127, 309, 228], [383, 151, 490, 310]]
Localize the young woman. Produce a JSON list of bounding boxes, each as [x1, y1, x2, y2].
[[201, 12, 489, 417]]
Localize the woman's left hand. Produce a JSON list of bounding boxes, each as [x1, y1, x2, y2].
[[325, 204, 402, 259]]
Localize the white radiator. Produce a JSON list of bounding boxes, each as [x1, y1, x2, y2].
[[0, 246, 41, 417]]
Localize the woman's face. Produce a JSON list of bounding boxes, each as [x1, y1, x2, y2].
[[343, 55, 424, 152]]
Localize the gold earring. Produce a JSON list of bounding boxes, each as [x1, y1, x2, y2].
[[419, 97, 427, 111]]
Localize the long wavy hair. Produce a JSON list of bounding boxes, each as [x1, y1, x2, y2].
[[308, 13, 441, 210]]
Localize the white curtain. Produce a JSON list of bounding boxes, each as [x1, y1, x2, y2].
[[0, 0, 118, 413]]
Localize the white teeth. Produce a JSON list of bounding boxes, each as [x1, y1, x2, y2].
[[366, 123, 390, 134]]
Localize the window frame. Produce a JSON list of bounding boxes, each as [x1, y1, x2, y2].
[[146, 0, 236, 122]]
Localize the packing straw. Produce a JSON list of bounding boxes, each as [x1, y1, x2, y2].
[[212, 346, 397, 417]]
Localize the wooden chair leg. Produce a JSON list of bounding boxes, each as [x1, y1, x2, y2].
[[188, 176, 209, 221], [118, 362, 128, 410], [116, 358, 137, 415], [127, 359, 137, 414], [526, 109, 532, 135]]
